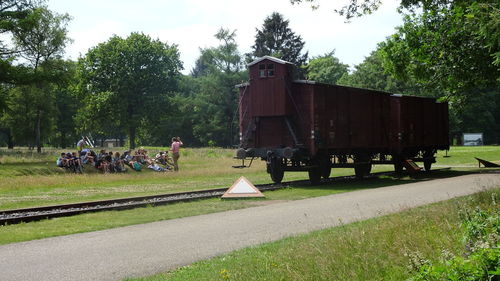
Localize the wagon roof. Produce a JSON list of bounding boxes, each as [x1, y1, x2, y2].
[[294, 80, 393, 95], [293, 80, 438, 101], [247, 56, 293, 67], [235, 82, 250, 88]]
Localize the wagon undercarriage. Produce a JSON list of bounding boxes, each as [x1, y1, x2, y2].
[[236, 148, 438, 184]]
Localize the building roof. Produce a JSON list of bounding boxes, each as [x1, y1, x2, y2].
[[294, 80, 317, 85], [247, 56, 293, 67], [235, 82, 250, 88]]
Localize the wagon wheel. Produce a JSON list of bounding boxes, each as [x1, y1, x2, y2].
[[308, 167, 321, 185], [394, 162, 403, 174], [423, 160, 432, 171], [423, 150, 434, 172], [267, 157, 284, 184], [365, 163, 372, 174], [392, 155, 404, 175], [354, 164, 367, 178], [320, 156, 331, 179], [321, 166, 331, 179], [354, 154, 371, 179]]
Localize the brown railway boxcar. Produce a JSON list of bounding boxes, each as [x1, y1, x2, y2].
[[235, 56, 449, 183]]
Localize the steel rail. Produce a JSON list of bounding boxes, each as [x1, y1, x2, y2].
[[0, 169, 448, 225]]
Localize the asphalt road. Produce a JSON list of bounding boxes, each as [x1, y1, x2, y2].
[[0, 173, 499, 281]]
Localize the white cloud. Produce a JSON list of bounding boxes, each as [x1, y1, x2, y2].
[[153, 24, 221, 72], [65, 20, 127, 60], [48, 0, 403, 73]]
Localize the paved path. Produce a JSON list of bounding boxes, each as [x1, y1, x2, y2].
[[1, 173, 499, 281]]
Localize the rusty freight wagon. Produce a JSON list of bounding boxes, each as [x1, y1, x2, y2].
[[235, 56, 449, 183]]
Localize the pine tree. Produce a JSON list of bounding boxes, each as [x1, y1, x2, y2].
[[249, 12, 308, 69]]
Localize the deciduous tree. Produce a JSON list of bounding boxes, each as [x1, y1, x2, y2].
[[305, 51, 348, 84], [0, 0, 42, 147], [1, 0, 41, 81], [190, 28, 246, 146], [337, 49, 428, 96], [6, 6, 71, 152], [289, 0, 464, 19], [379, 2, 499, 97], [52, 60, 78, 148], [77, 33, 182, 149]]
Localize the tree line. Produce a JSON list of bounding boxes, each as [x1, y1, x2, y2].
[[1, 0, 498, 152]]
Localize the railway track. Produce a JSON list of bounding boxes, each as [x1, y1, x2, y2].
[[0, 169, 447, 225]]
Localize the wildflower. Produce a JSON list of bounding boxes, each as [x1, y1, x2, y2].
[[220, 268, 231, 280]]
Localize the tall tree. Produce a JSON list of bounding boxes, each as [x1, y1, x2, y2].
[[12, 7, 71, 70], [154, 75, 201, 147], [290, 0, 499, 96], [379, 2, 499, 98], [0, 1, 42, 148], [77, 32, 182, 149], [8, 6, 71, 152], [305, 51, 349, 84], [289, 0, 465, 19], [53, 59, 78, 148], [2, 82, 56, 147], [449, 90, 500, 144], [249, 12, 308, 71], [337, 49, 428, 96], [189, 28, 246, 146], [0, 0, 41, 84], [191, 29, 243, 77], [1, 59, 74, 148]]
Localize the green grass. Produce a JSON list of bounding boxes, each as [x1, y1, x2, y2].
[[1, 146, 498, 211], [0, 170, 465, 245], [435, 145, 500, 166], [0, 146, 498, 246], [125, 188, 499, 281], [0, 147, 277, 210], [0, 155, 397, 210]]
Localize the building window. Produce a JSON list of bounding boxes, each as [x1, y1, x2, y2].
[[259, 64, 266, 78], [267, 64, 275, 77]]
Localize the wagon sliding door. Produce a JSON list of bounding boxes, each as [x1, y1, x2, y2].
[[255, 117, 293, 148]]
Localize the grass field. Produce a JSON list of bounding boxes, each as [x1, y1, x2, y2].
[[435, 145, 500, 166], [0, 146, 498, 246], [125, 188, 499, 281]]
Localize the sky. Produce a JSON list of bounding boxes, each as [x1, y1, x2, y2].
[[46, 0, 404, 74]]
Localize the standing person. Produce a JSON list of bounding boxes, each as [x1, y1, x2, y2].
[[170, 137, 183, 171], [76, 137, 88, 154]]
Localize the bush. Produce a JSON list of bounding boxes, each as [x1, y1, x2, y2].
[[408, 194, 499, 281]]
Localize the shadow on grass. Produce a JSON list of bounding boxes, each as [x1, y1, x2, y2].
[[0, 163, 65, 177], [0, 162, 152, 177], [292, 169, 479, 194]]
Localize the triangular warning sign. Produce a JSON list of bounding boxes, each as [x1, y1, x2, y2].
[[221, 176, 265, 198]]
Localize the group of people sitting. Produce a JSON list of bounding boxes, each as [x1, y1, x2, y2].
[[56, 148, 174, 173]]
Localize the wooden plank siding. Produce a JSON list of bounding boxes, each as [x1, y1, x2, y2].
[[238, 56, 449, 158]]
